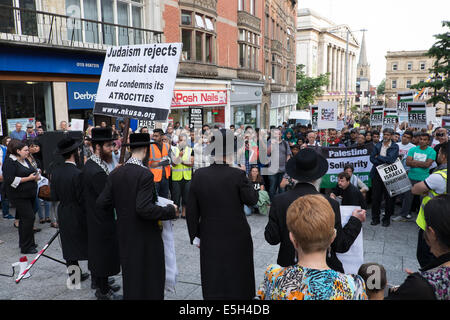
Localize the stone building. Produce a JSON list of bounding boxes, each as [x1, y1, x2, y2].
[[296, 8, 359, 116], [356, 31, 370, 111]]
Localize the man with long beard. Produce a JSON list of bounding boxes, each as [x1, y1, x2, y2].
[[81, 127, 121, 300]]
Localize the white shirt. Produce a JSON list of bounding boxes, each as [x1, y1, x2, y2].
[[380, 141, 392, 157], [424, 171, 447, 194]]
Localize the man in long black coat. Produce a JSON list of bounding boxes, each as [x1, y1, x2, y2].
[[50, 136, 89, 282], [81, 128, 121, 300], [186, 129, 259, 300], [264, 148, 366, 272], [97, 133, 177, 300]]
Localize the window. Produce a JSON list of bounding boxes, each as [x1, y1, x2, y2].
[[392, 80, 397, 89], [180, 10, 216, 63], [407, 62, 412, 71], [265, 14, 269, 37], [238, 29, 260, 70], [1, 0, 38, 36], [420, 62, 426, 70], [65, 0, 144, 45], [360, 70, 363, 76], [250, 0, 255, 15], [238, 0, 244, 11], [406, 80, 411, 88], [392, 63, 398, 71]]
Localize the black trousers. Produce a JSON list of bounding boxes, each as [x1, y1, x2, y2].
[[12, 198, 36, 252], [92, 275, 109, 294], [171, 179, 191, 207], [417, 228, 435, 269], [371, 172, 395, 223]]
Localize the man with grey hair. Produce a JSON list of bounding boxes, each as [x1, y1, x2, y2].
[[264, 148, 366, 272], [369, 127, 400, 227]]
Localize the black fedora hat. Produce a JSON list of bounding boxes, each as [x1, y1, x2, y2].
[[56, 136, 83, 155], [91, 127, 115, 142], [124, 133, 151, 148], [286, 148, 328, 181]]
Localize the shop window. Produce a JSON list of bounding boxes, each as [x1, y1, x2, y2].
[[180, 10, 215, 64]]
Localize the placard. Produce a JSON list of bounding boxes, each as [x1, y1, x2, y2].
[[138, 119, 156, 130], [69, 118, 84, 131], [397, 91, 414, 122], [370, 106, 383, 127], [382, 108, 398, 129], [376, 158, 412, 197], [310, 105, 318, 130], [336, 206, 364, 275], [318, 101, 338, 129], [408, 102, 427, 129], [189, 107, 203, 129], [442, 116, 450, 131], [94, 43, 182, 121]]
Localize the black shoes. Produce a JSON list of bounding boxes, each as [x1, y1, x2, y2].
[[370, 220, 380, 226], [80, 273, 90, 282], [21, 248, 37, 254], [95, 289, 123, 300], [382, 220, 390, 227], [91, 278, 120, 292]]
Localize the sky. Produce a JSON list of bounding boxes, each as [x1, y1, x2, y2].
[[298, 0, 450, 86]]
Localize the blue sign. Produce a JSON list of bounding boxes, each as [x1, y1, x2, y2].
[[67, 82, 99, 110], [0, 46, 104, 75]]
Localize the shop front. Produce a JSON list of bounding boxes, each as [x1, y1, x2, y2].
[[230, 80, 264, 129], [168, 79, 230, 129], [270, 92, 298, 127], [0, 44, 104, 136]]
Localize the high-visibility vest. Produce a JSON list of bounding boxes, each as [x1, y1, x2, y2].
[[416, 169, 447, 230], [148, 143, 171, 182], [171, 146, 192, 181]]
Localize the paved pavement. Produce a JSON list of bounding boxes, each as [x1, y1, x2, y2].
[[0, 205, 420, 300]]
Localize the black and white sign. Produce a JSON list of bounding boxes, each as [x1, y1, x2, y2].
[[138, 119, 156, 130], [94, 43, 182, 121], [189, 108, 203, 129], [376, 159, 411, 197]]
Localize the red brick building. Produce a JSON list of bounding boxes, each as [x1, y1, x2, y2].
[[161, 0, 297, 128]]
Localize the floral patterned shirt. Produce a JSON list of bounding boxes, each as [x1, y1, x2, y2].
[[420, 266, 450, 300], [256, 264, 368, 300]]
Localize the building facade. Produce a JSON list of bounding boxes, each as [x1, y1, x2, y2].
[[0, 0, 162, 135], [296, 8, 359, 116], [385, 50, 439, 110], [163, 0, 297, 129]]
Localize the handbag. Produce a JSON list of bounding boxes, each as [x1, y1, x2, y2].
[[37, 176, 51, 200]]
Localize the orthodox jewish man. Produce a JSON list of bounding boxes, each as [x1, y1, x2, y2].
[[186, 129, 259, 299], [97, 133, 177, 300], [81, 127, 121, 300], [50, 136, 89, 283]]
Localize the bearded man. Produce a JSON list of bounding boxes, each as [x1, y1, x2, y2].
[[81, 128, 121, 300]]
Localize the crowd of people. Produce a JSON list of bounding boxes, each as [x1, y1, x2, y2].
[[0, 116, 449, 300]]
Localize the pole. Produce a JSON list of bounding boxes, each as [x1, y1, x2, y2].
[[344, 29, 349, 123], [119, 118, 131, 164]]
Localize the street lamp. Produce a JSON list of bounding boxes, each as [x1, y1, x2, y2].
[[327, 27, 367, 123]]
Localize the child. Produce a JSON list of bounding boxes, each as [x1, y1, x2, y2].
[[358, 263, 387, 300]]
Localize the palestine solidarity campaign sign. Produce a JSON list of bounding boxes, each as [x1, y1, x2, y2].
[[94, 43, 182, 121]]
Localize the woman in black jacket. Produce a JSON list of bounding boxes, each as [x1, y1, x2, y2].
[[2, 139, 40, 254]]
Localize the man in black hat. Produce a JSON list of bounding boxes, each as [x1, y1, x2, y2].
[[50, 135, 89, 284], [80, 127, 121, 300], [264, 148, 366, 272], [97, 133, 177, 299], [186, 129, 259, 299]]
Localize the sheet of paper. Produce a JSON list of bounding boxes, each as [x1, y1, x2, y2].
[[156, 196, 174, 207], [336, 206, 364, 275]]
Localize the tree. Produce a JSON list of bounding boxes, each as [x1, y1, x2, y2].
[[377, 79, 385, 95], [410, 21, 450, 114], [295, 64, 330, 109]]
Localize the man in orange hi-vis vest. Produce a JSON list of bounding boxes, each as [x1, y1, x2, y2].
[[149, 128, 171, 198]]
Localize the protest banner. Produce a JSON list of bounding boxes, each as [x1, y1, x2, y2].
[[376, 158, 411, 197], [94, 43, 182, 121], [442, 115, 450, 131], [189, 107, 203, 129], [319, 144, 373, 188], [311, 105, 318, 130], [370, 106, 383, 127], [336, 206, 364, 275], [408, 102, 427, 129], [382, 108, 398, 129], [397, 91, 414, 122], [318, 101, 338, 129], [138, 119, 156, 130], [69, 119, 84, 131]]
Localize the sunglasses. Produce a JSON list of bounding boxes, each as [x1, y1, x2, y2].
[[436, 133, 446, 137]]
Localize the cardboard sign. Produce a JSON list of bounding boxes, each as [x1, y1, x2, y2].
[[397, 91, 414, 122], [311, 105, 318, 130], [408, 102, 427, 129], [94, 43, 182, 121], [370, 106, 383, 127], [189, 107, 203, 129], [382, 108, 398, 129], [318, 101, 338, 129], [442, 116, 450, 131], [376, 158, 412, 197]]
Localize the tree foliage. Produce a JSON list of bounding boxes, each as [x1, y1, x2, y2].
[[377, 79, 385, 95], [410, 21, 450, 112], [295, 64, 330, 109]]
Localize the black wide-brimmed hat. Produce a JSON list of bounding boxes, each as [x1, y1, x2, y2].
[[90, 127, 115, 142], [207, 129, 237, 157], [286, 148, 328, 181], [124, 133, 151, 148], [56, 136, 83, 155]]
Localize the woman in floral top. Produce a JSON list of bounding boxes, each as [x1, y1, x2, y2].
[[256, 194, 367, 300]]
